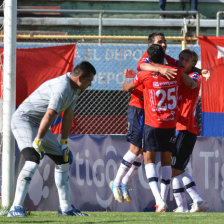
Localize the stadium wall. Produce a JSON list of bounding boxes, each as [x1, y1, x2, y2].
[[13, 135, 224, 212]]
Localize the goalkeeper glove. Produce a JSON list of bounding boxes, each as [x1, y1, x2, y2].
[[61, 139, 73, 164], [32, 138, 45, 159]]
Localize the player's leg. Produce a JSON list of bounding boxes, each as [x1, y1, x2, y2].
[[111, 106, 144, 203], [172, 131, 208, 212], [171, 131, 190, 212], [160, 151, 172, 203], [121, 153, 143, 202], [179, 131, 208, 212], [8, 114, 40, 217], [182, 172, 208, 212], [43, 131, 87, 216], [143, 125, 167, 212], [154, 127, 175, 205], [144, 151, 166, 212], [111, 144, 140, 203], [172, 169, 188, 212], [122, 153, 143, 186]]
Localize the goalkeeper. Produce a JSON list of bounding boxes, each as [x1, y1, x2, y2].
[[8, 61, 96, 217]]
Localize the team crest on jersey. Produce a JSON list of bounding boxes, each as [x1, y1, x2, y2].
[[192, 72, 198, 81]]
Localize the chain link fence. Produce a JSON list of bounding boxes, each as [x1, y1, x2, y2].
[[0, 39, 202, 137]]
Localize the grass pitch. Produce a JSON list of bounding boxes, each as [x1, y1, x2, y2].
[[0, 211, 224, 224]]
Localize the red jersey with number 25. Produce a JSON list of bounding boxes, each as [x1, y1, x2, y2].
[[176, 72, 201, 135], [133, 65, 182, 128], [129, 51, 178, 109]]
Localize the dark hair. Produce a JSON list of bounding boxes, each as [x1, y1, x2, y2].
[[179, 49, 198, 66], [148, 32, 165, 44], [147, 44, 165, 64], [71, 61, 96, 78]]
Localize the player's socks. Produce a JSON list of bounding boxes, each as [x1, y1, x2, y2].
[[113, 151, 137, 186], [160, 166, 172, 202], [172, 175, 188, 211], [145, 163, 164, 205], [55, 163, 72, 212], [122, 154, 143, 185], [13, 161, 38, 206], [182, 172, 203, 203]]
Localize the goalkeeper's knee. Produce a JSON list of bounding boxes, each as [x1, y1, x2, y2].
[[21, 147, 41, 164]]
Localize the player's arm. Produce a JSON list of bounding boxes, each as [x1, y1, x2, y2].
[[33, 108, 57, 159], [36, 108, 57, 139], [60, 109, 74, 164], [193, 67, 210, 80], [122, 81, 137, 92], [61, 109, 74, 139], [140, 63, 177, 80], [181, 73, 198, 89]]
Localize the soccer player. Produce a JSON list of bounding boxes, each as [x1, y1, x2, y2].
[[172, 49, 209, 212], [110, 33, 177, 204], [7, 61, 96, 217], [122, 44, 197, 212]]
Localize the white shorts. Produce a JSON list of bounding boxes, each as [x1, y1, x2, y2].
[[11, 110, 62, 156]]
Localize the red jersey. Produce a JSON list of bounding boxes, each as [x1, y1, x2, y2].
[[133, 65, 182, 128], [176, 72, 201, 135], [129, 50, 177, 109]]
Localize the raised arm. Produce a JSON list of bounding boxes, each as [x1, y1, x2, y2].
[[140, 63, 177, 80], [122, 81, 137, 93], [181, 73, 198, 89]]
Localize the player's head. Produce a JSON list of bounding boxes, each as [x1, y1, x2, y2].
[[147, 44, 165, 64], [148, 32, 167, 52], [179, 49, 198, 73], [71, 61, 96, 91]]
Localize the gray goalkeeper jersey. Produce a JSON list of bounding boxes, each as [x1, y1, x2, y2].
[[17, 72, 81, 123]]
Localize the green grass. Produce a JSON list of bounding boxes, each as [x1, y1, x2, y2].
[[0, 212, 224, 224]]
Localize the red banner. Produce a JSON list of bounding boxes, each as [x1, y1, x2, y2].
[[198, 36, 224, 113], [0, 44, 76, 105]]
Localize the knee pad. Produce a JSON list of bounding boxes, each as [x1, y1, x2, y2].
[[21, 147, 40, 164], [46, 153, 66, 165]]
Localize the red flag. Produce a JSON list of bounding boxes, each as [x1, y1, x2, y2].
[[0, 44, 76, 105], [198, 36, 224, 113]]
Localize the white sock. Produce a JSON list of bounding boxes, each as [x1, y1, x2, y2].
[[113, 150, 137, 186], [13, 161, 39, 206], [160, 166, 172, 202], [55, 163, 72, 212], [145, 163, 163, 205], [172, 175, 188, 211], [122, 154, 143, 185], [182, 172, 203, 203]]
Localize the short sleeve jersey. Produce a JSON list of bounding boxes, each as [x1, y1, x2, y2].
[[17, 73, 81, 123], [129, 50, 178, 109], [133, 65, 182, 128], [176, 72, 201, 135]]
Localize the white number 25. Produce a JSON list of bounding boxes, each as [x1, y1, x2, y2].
[[156, 87, 177, 111]]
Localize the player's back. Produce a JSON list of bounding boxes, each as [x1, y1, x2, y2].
[[177, 72, 201, 134], [17, 73, 81, 122], [134, 65, 182, 129]]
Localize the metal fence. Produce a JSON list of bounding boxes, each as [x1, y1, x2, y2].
[[0, 36, 202, 136]]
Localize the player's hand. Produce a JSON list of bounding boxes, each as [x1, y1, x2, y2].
[[158, 67, 177, 80], [201, 69, 210, 81], [122, 81, 132, 93], [124, 69, 136, 78], [61, 139, 73, 164], [32, 138, 45, 159]]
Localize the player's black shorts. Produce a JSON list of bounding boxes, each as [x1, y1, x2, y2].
[[143, 124, 176, 152], [171, 130, 197, 171], [126, 106, 144, 148]]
